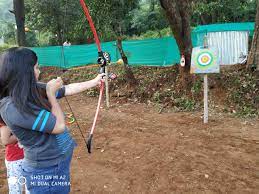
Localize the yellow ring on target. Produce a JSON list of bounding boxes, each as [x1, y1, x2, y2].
[[195, 51, 214, 68], [201, 55, 210, 63]]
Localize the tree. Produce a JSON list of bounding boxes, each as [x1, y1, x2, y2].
[[159, 0, 193, 87], [25, 0, 78, 45], [105, 0, 139, 87], [129, 0, 168, 36], [2, 23, 16, 45], [25, 0, 137, 45], [247, 0, 259, 71], [13, 0, 26, 46], [116, 38, 138, 87], [192, 0, 257, 25]]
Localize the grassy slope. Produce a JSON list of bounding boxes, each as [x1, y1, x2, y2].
[[40, 64, 258, 118]]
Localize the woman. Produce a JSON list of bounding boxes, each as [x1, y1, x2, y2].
[[0, 47, 104, 193]]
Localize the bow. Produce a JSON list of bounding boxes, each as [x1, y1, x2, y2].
[[79, 0, 110, 153]]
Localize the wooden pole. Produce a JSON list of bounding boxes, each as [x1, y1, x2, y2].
[[203, 34, 209, 124], [204, 74, 208, 123], [105, 66, 110, 108], [61, 46, 65, 69]]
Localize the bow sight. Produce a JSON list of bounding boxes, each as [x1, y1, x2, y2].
[[97, 51, 117, 80], [97, 51, 110, 73]]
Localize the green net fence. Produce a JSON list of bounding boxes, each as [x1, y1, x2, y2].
[[31, 22, 254, 68]]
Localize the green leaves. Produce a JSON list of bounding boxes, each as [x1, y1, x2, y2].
[[24, 0, 138, 45], [192, 0, 257, 25]]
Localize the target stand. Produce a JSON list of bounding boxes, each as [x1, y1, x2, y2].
[[191, 46, 220, 123]]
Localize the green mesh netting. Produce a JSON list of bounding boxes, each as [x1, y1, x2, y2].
[[31, 22, 254, 68]]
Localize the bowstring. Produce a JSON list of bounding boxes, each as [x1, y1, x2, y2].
[[61, 0, 88, 148]]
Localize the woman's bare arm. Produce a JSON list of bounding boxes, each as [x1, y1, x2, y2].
[[65, 74, 104, 96]]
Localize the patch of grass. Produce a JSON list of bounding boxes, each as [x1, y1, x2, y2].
[[39, 65, 258, 118], [223, 69, 258, 118], [174, 96, 197, 111], [191, 78, 203, 95], [235, 105, 258, 118]]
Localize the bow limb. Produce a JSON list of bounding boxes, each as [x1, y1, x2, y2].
[[79, 0, 101, 52]]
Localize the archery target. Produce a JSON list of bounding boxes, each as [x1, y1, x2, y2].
[[197, 53, 212, 66], [191, 47, 219, 74]]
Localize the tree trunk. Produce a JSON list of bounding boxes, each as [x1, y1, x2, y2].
[[54, 11, 63, 45], [13, 0, 26, 46], [200, 15, 207, 25], [57, 28, 63, 45], [116, 38, 138, 87], [247, 1, 259, 71], [159, 0, 193, 89]]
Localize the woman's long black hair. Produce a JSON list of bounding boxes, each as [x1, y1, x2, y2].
[[0, 47, 51, 114]]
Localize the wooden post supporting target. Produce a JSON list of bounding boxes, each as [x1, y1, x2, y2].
[[105, 66, 110, 108], [204, 74, 208, 123], [191, 35, 219, 124]]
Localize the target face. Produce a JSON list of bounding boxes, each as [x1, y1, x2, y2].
[[191, 47, 219, 74], [198, 53, 212, 66]]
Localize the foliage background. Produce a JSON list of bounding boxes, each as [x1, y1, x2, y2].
[[0, 0, 256, 46]]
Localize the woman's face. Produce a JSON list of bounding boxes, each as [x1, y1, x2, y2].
[[34, 63, 40, 81]]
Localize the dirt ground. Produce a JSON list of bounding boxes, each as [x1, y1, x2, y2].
[[0, 94, 258, 193]]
